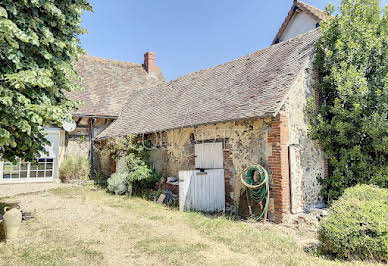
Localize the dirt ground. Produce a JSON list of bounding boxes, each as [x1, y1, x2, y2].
[[0, 185, 377, 266], [0, 182, 71, 198]]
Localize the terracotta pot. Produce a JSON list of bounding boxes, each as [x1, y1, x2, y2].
[[2, 206, 22, 239]]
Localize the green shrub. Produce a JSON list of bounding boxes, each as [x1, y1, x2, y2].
[[59, 155, 90, 181], [126, 163, 159, 195], [106, 165, 159, 196], [94, 171, 109, 188], [319, 184, 388, 261], [105, 135, 160, 195], [107, 172, 132, 195]]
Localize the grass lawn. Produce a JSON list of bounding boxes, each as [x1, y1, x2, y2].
[[0, 186, 379, 265]]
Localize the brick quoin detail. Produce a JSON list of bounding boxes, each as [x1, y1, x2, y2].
[[223, 143, 234, 207], [268, 114, 290, 223]]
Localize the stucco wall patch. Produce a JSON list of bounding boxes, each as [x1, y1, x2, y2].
[[285, 64, 325, 213]]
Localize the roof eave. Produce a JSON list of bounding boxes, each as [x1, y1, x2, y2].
[[272, 1, 299, 44], [72, 114, 118, 119], [95, 112, 277, 141], [272, 1, 328, 45], [273, 57, 312, 117]]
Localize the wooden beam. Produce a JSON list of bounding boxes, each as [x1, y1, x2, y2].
[[75, 117, 82, 126], [89, 118, 96, 178], [72, 114, 118, 119]]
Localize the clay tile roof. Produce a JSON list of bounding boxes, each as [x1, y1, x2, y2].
[[97, 30, 320, 140], [297, 1, 331, 21], [66, 55, 165, 117], [272, 0, 330, 44]]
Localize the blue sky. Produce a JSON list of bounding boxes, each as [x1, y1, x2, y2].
[[79, 0, 374, 81]]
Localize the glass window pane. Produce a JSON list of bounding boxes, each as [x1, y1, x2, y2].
[[20, 163, 28, 171], [20, 171, 28, 178], [37, 163, 45, 170], [3, 173, 11, 179], [46, 163, 53, 170], [3, 163, 12, 174], [29, 171, 37, 178], [38, 171, 45, 178]]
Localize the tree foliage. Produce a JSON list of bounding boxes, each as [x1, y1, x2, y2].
[[0, 0, 92, 162], [309, 0, 388, 201]]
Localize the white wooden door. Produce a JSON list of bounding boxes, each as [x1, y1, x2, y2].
[[195, 142, 223, 169], [179, 169, 225, 212]]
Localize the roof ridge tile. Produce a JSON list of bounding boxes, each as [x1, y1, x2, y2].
[[79, 54, 142, 68]]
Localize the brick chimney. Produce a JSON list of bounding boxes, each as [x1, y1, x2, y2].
[[144, 51, 156, 73]]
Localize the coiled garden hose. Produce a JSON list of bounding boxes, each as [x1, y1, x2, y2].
[[240, 165, 269, 221]]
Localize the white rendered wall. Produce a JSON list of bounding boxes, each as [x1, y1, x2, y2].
[[280, 11, 318, 42]]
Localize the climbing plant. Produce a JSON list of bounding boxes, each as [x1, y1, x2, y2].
[[309, 0, 388, 202], [0, 0, 92, 162], [105, 135, 159, 195]]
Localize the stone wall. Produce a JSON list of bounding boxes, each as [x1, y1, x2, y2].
[[148, 118, 274, 213], [284, 63, 325, 213], [145, 67, 325, 222], [104, 64, 325, 222], [57, 130, 66, 178], [65, 137, 90, 158], [92, 146, 112, 177]]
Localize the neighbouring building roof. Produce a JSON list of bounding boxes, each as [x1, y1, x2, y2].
[[97, 30, 320, 140], [272, 0, 330, 44], [66, 55, 164, 118]]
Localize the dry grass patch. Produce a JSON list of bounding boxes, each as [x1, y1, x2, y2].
[[0, 221, 104, 265], [0, 185, 380, 265]]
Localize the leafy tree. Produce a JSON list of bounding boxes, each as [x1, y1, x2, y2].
[[0, 0, 92, 162], [309, 0, 388, 202]]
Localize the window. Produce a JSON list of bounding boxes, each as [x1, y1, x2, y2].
[[2, 158, 54, 181], [29, 158, 54, 178], [0, 127, 59, 182]]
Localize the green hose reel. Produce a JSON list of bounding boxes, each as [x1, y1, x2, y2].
[[240, 165, 270, 221]]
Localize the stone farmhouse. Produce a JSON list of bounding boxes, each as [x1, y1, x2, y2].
[[0, 52, 164, 183], [64, 53, 164, 174], [1, 0, 329, 224], [96, 1, 330, 223]]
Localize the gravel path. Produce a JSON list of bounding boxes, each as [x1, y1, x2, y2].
[[0, 182, 71, 198]]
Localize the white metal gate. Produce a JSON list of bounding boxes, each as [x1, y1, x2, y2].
[[179, 169, 225, 212]]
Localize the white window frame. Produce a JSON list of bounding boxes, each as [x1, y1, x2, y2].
[[0, 127, 59, 184], [0, 159, 55, 184]]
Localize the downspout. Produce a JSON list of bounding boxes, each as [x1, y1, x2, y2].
[[288, 145, 293, 214]]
